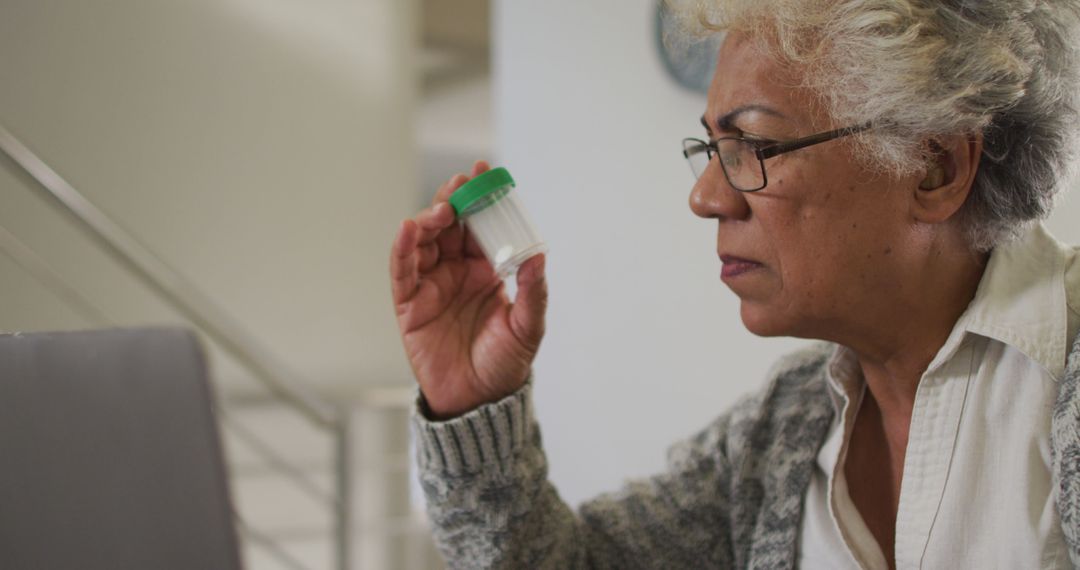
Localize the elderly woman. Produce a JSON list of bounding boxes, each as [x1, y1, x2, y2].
[[390, 1, 1080, 568]]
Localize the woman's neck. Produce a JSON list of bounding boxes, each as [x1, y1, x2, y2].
[[835, 232, 989, 421]]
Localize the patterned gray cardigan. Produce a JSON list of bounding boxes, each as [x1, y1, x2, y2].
[[412, 337, 1080, 569]]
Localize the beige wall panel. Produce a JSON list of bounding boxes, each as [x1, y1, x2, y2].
[[0, 0, 419, 394]]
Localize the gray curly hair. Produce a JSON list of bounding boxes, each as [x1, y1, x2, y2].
[[670, 0, 1080, 251]]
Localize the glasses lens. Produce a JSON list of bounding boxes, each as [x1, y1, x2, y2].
[[682, 139, 710, 179], [716, 139, 765, 191]]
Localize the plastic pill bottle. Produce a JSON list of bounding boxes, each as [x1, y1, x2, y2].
[[449, 167, 547, 278]]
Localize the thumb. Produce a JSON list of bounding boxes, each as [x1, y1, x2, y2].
[[509, 254, 548, 352]]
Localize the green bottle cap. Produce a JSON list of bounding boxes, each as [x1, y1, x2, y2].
[[449, 167, 516, 216]]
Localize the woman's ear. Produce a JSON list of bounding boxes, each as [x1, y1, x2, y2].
[[911, 134, 983, 224]]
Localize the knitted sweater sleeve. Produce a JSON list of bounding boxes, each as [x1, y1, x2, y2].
[[412, 382, 740, 569]]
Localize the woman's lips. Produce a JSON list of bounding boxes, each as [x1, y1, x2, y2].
[[719, 255, 763, 279]]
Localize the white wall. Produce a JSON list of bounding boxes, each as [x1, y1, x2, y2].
[[1054, 186, 1080, 242], [494, 0, 1080, 507], [494, 0, 805, 506], [0, 0, 419, 394]]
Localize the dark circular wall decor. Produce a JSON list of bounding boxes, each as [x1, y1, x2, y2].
[[654, 1, 719, 95]]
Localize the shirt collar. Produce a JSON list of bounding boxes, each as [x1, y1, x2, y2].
[[823, 223, 1071, 404], [950, 223, 1071, 381], [824, 344, 863, 415]]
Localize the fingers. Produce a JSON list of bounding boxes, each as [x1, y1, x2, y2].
[[431, 160, 491, 206], [463, 225, 486, 258], [393, 161, 494, 306], [432, 173, 468, 206], [417, 242, 439, 273], [470, 160, 491, 177], [390, 219, 420, 305], [415, 202, 457, 246], [509, 254, 548, 352]]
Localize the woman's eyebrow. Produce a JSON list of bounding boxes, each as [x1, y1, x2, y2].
[[699, 115, 713, 134], [701, 105, 787, 134]]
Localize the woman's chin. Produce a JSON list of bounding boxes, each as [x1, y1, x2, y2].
[[738, 301, 795, 338]]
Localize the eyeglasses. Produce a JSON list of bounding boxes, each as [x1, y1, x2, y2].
[[681, 123, 872, 192]]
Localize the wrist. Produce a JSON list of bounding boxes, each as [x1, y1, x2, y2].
[[412, 380, 536, 475], [418, 390, 462, 422], [418, 375, 531, 422]]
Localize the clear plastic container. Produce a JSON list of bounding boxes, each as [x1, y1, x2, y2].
[[449, 167, 547, 278]]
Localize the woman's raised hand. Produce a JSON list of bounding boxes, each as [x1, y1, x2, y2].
[[390, 161, 548, 419]]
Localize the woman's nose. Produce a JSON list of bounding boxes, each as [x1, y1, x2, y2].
[[688, 159, 751, 221]]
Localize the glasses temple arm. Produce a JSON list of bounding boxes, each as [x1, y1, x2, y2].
[[756, 123, 872, 160]]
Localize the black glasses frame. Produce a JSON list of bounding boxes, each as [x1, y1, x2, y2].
[[682, 122, 872, 192]]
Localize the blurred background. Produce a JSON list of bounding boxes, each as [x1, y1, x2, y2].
[[1, 0, 1078, 568]]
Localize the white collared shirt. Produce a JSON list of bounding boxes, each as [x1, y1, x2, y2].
[[798, 224, 1080, 569]]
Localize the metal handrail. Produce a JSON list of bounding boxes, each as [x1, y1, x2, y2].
[[0, 224, 117, 328], [0, 123, 352, 570], [219, 412, 340, 510], [0, 124, 337, 430], [0, 223, 330, 563], [0, 222, 352, 570], [235, 513, 313, 570]]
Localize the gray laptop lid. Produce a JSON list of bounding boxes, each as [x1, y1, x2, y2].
[[0, 327, 242, 570]]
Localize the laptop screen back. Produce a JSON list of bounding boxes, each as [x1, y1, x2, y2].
[[0, 328, 242, 570]]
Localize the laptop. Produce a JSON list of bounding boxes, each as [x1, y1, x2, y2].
[[0, 327, 243, 570]]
